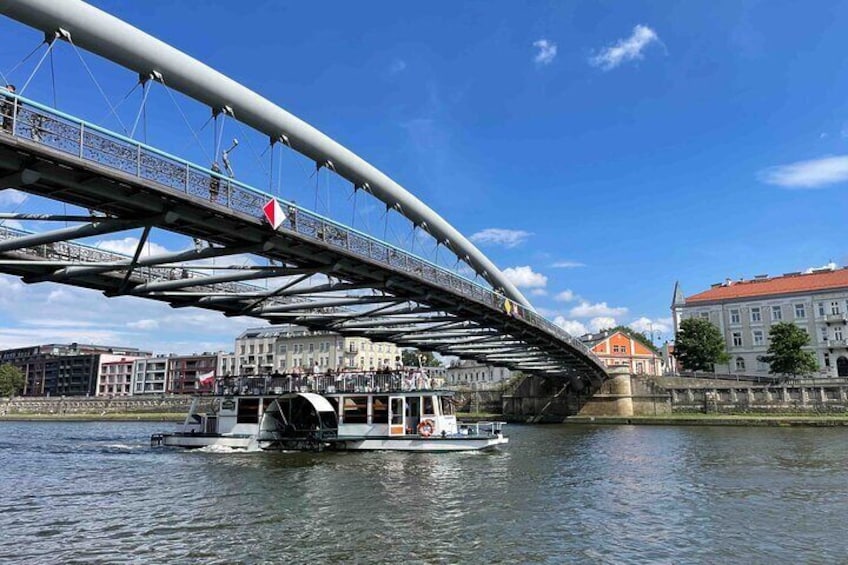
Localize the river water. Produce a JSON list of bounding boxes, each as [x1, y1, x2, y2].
[[1, 421, 846, 564]]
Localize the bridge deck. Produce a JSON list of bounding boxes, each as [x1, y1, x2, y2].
[[0, 93, 607, 383]]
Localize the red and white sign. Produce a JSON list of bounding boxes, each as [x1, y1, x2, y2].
[[262, 198, 286, 230]]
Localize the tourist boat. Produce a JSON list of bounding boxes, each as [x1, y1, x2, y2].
[[150, 373, 508, 452]]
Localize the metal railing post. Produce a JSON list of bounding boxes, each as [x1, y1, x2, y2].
[[79, 123, 85, 159], [11, 98, 18, 136], [136, 145, 141, 177]]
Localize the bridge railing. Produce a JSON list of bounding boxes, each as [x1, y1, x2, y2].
[[0, 92, 604, 371]]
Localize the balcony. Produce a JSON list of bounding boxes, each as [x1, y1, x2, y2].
[[827, 339, 848, 349], [825, 313, 848, 324]]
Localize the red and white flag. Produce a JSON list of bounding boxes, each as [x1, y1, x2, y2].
[[197, 371, 215, 386], [263, 198, 286, 230]]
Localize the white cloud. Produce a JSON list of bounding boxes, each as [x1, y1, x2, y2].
[[589, 316, 617, 332], [470, 228, 532, 248], [554, 316, 587, 336], [629, 316, 673, 335], [533, 39, 557, 66], [94, 237, 173, 257], [589, 24, 660, 71], [502, 266, 547, 288], [127, 319, 160, 330], [551, 260, 585, 268], [0, 188, 28, 205], [759, 155, 848, 188], [530, 288, 548, 296], [569, 301, 628, 318], [389, 59, 407, 73], [555, 289, 576, 302]]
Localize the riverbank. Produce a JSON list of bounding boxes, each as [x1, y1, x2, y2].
[[0, 412, 184, 422], [565, 414, 848, 426]]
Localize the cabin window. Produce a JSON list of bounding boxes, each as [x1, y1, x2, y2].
[[406, 397, 420, 419], [236, 398, 260, 424], [423, 396, 435, 416], [372, 396, 389, 424], [440, 397, 454, 416], [342, 396, 368, 424], [390, 398, 403, 425]]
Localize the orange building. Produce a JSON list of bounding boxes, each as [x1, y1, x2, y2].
[[580, 329, 661, 375]]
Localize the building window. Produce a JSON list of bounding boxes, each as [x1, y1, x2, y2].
[[279, 344, 287, 354], [795, 304, 806, 319], [735, 357, 745, 371], [699, 312, 709, 320], [308, 343, 314, 353], [832, 302, 841, 315], [750, 307, 761, 323], [771, 306, 782, 321], [753, 330, 764, 346], [818, 302, 826, 317], [821, 327, 829, 343], [730, 309, 740, 324], [732, 332, 743, 347], [825, 353, 831, 367], [836, 327, 844, 341]]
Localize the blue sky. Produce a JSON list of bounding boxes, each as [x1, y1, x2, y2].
[[2, 0, 848, 353]]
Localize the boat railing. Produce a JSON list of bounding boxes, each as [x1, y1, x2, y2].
[[458, 421, 507, 437], [208, 372, 447, 396]]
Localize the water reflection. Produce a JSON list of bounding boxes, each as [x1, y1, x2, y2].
[[2, 422, 848, 562]]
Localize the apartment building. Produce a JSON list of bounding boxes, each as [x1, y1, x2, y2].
[[673, 266, 848, 377], [580, 329, 662, 376], [235, 325, 400, 375]]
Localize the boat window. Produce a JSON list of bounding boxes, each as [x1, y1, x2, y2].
[[406, 397, 420, 419], [423, 396, 435, 416], [326, 396, 339, 416], [342, 396, 368, 424], [390, 397, 404, 425], [440, 397, 454, 416], [236, 398, 260, 424], [372, 396, 389, 424]]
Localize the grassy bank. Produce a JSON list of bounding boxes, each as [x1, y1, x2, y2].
[[0, 413, 185, 422]]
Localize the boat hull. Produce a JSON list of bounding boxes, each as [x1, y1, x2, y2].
[[154, 433, 507, 452], [336, 435, 509, 452]]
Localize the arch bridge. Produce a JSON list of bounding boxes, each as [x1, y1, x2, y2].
[[0, 0, 607, 389]]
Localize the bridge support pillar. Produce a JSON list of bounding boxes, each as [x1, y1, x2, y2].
[[577, 367, 634, 417]]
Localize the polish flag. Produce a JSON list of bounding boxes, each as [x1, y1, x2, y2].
[[197, 371, 215, 386], [263, 198, 286, 230]]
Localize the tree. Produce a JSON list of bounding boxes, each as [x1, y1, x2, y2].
[[674, 317, 730, 372], [401, 349, 442, 368], [0, 364, 25, 397], [758, 322, 818, 379]]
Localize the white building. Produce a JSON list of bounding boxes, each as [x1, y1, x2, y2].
[[235, 326, 401, 375], [673, 266, 848, 378], [132, 357, 169, 394], [446, 360, 512, 387], [97, 355, 147, 396]]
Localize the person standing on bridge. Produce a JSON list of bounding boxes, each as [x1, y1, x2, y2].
[[0, 84, 16, 133], [209, 161, 221, 203]]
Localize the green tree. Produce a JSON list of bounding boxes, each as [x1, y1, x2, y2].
[[401, 349, 442, 367], [758, 322, 818, 379], [0, 364, 25, 397], [674, 317, 730, 372]]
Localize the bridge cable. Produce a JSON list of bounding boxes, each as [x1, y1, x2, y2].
[[230, 116, 270, 182], [2, 41, 46, 85], [67, 37, 128, 135], [160, 77, 212, 163], [19, 39, 56, 95], [95, 81, 140, 126], [130, 79, 151, 140], [48, 47, 57, 108]]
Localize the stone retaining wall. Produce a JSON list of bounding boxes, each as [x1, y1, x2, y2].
[[0, 395, 200, 416]]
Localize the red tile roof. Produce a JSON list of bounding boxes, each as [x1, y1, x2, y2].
[[686, 268, 848, 304]]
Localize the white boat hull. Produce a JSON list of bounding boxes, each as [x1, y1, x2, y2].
[[158, 434, 254, 450], [337, 435, 509, 452]]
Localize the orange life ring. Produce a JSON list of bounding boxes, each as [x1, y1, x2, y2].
[[417, 419, 435, 438]]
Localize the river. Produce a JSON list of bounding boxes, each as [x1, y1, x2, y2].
[[1, 421, 846, 563]]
